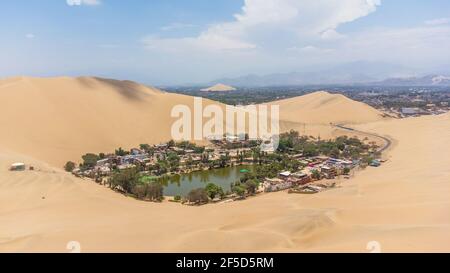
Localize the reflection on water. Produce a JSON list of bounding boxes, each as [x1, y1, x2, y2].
[[159, 165, 254, 196]]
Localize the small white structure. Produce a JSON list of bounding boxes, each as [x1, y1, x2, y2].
[[10, 163, 26, 171], [279, 171, 292, 178]]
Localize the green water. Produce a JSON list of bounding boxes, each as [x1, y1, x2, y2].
[[158, 165, 254, 197]]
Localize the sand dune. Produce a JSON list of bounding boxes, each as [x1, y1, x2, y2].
[[0, 112, 449, 252], [0, 76, 228, 167], [266, 91, 386, 125], [201, 83, 236, 92], [1, 76, 448, 252], [0, 77, 381, 167]]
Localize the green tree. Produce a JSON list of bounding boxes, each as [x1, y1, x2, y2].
[[187, 188, 209, 204], [139, 144, 151, 152], [205, 183, 224, 200], [167, 140, 176, 148], [244, 179, 259, 195], [109, 168, 139, 193], [64, 161, 76, 172], [81, 153, 99, 169], [115, 147, 128, 156], [146, 183, 164, 202], [233, 185, 246, 198], [155, 160, 169, 175], [132, 184, 147, 200]]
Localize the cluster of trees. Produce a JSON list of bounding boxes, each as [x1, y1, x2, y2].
[[232, 176, 260, 198], [186, 183, 226, 204], [186, 188, 209, 204], [205, 183, 225, 200], [239, 153, 302, 181], [108, 168, 164, 202], [278, 130, 373, 160], [174, 141, 206, 154]]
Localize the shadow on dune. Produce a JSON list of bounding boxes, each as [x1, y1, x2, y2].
[[75, 77, 160, 101]]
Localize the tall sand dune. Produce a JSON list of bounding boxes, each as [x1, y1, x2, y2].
[[0, 112, 449, 252], [0, 77, 383, 167], [267, 91, 386, 125], [0, 76, 227, 166]]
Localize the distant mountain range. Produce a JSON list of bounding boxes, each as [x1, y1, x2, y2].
[[375, 75, 450, 86], [207, 62, 450, 87]]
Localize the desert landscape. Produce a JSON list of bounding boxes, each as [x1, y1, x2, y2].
[[0, 77, 449, 252]]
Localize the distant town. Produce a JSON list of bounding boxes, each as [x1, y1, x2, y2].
[[166, 85, 450, 118]]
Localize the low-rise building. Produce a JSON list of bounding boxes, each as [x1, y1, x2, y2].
[[263, 178, 293, 192], [10, 163, 26, 171]]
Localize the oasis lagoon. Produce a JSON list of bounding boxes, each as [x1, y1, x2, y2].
[[157, 165, 254, 197]]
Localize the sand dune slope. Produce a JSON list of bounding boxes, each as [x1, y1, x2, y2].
[[0, 78, 383, 167], [268, 91, 386, 125], [0, 112, 449, 253], [201, 83, 236, 92], [0, 77, 226, 166]]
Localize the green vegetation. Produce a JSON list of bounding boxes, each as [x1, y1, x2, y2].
[[107, 168, 164, 202], [71, 129, 380, 205], [109, 168, 139, 193], [232, 184, 247, 198], [145, 183, 164, 202], [343, 167, 351, 175], [205, 183, 225, 200], [64, 161, 76, 172], [187, 188, 209, 204], [311, 169, 321, 180], [174, 195, 182, 202], [244, 179, 259, 195], [115, 147, 128, 156], [278, 131, 373, 160], [81, 153, 99, 169]]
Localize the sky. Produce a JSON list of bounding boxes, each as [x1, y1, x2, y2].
[[1, 0, 450, 85]]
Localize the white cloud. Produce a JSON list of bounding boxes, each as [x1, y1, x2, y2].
[[143, 0, 380, 52], [138, 0, 450, 82], [425, 18, 450, 26], [25, 33, 35, 39], [66, 0, 101, 6]]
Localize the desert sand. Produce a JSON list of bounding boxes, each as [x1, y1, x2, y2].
[[0, 77, 229, 166], [266, 91, 386, 125], [201, 83, 237, 92], [0, 77, 449, 252], [0, 77, 377, 166]]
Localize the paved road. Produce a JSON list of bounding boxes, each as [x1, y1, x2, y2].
[[334, 124, 392, 154]]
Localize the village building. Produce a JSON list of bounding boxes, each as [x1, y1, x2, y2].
[[263, 178, 293, 192], [10, 163, 26, 171], [321, 166, 337, 179]]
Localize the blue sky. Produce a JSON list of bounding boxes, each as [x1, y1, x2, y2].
[[1, 0, 450, 85]]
